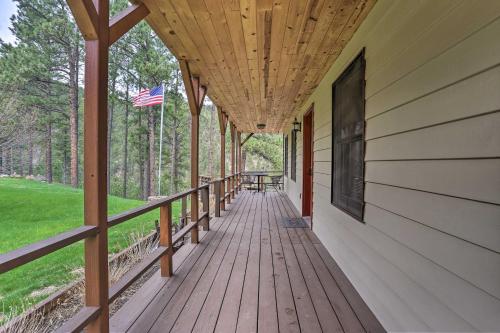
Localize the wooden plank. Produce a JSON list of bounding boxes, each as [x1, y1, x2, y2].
[[148, 192, 251, 332], [191, 193, 257, 332], [110, 230, 212, 332], [169, 191, 255, 332], [257, 193, 279, 333], [268, 193, 322, 332], [108, 187, 195, 227], [275, 193, 344, 332], [235, 193, 263, 332], [128, 192, 248, 332], [214, 192, 259, 332], [263, 192, 300, 333], [279, 194, 375, 332], [54, 306, 101, 333], [109, 3, 150, 45], [172, 222, 198, 245], [0, 226, 97, 274], [108, 246, 168, 303]]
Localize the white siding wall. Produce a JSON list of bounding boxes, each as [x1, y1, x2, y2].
[[283, 0, 500, 331]]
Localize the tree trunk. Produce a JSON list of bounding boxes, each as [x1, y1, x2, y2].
[[69, 44, 79, 187], [148, 106, 155, 196], [28, 130, 33, 175], [1, 147, 7, 174], [107, 75, 117, 193], [10, 146, 14, 175], [46, 121, 52, 183], [122, 81, 130, 198], [19, 145, 24, 176]]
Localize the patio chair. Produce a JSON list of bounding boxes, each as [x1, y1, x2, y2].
[[265, 175, 283, 192]]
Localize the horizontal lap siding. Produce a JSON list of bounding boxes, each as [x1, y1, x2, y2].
[[284, 0, 500, 331]]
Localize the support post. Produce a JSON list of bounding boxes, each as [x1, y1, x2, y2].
[[230, 122, 236, 199], [160, 202, 172, 277], [214, 179, 221, 217], [216, 106, 227, 210], [190, 112, 200, 243], [179, 60, 206, 244], [66, 1, 151, 331], [82, 0, 109, 331]]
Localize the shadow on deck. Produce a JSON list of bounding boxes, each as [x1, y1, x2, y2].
[[110, 191, 384, 333]]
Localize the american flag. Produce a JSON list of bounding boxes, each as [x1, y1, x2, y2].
[[133, 85, 164, 107]]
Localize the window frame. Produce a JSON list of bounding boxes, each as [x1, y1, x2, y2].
[[330, 50, 366, 222]]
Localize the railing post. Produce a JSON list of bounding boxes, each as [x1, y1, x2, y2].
[[234, 174, 239, 195], [181, 196, 187, 227], [214, 179, 221, 217], [226, 177, 231, 204], [201, 186, 209, 231], [220, 179, 225, 210], [231, 175, 235, 199], [160, 202, 173, 277]]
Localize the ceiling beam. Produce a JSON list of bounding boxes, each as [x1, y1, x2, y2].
[[109, 3, 150, 46], [217, 106, 228, 135], [179, 60, 207, 116], [66, 0, 99, 40]]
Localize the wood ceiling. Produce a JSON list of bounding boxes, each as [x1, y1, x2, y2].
[[142, 0, 376, 132]]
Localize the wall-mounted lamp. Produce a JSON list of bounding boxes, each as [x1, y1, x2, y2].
[[257, 123, 266, 130], [292, 118, 301, 132]]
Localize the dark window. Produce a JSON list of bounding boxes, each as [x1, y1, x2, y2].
[[284, 135, 288, 176], [291, 130, 297, 181], [331, 51, 365, 221]]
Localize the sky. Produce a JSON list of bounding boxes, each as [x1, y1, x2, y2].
[[0, 0, 17, 44]]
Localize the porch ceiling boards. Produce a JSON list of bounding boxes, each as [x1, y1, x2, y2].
[[142, 0, 376, 132]]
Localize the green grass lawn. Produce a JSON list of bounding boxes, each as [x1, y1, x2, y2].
[[0, 178, 182, 317]]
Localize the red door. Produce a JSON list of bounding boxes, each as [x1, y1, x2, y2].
[[302, 105, 314, 221]]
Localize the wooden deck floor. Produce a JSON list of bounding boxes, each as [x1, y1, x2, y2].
[[110, 191, 385, 333]]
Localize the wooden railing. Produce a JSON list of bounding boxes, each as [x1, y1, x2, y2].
[[0, 173, 241, 332]]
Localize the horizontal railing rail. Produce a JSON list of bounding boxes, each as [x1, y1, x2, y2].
[[0, 172, 243, 332], [0, 226, 99, 274]]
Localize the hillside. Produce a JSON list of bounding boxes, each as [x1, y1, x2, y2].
[[0, 178, 178, 317]]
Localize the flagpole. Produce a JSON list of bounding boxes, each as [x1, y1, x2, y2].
[[158, 83, 165, 196]]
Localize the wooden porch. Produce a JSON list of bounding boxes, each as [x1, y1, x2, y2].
[[110, 190, 384, 333]]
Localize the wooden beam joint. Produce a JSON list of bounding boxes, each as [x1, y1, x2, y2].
[[109, 3, 150, 46], [66, 0, 99, 40]]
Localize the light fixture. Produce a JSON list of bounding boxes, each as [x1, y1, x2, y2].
[[292, 118, 301, 132], [257, 123, 266, 130]]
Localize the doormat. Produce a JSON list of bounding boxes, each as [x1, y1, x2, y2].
[[282, 217, 308, 228]]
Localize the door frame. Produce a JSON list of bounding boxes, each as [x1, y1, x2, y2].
[[302, 104, 314, 224]]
